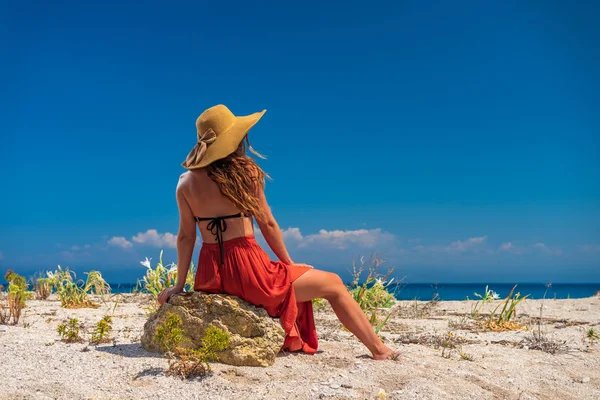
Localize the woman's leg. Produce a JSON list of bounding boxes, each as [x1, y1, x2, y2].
[[292, 268, 398, 360]]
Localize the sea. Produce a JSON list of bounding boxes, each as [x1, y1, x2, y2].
[[107, 282, 600, 301]]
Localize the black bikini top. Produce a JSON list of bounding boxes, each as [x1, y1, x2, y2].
[[194, 212, 249, 266]]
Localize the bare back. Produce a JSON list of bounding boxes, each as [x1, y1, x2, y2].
[[178, 169, 255, 243]]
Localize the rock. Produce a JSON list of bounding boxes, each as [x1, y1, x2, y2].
[[581, 376, 590, 383], [141, 291, 285, 367]]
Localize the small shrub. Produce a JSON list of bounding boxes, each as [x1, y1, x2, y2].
[[470, 285, 500, 319], [134, 251, 196, 315], [167, 326, 230, 379], [57, 318, 85, 343], [480, 285, 529, 331], [90, 316, 113, 345], [156, 313, 189, 352], [348, 255, 397, 312], [584, 328, 600, 346], [46, 266, 110, 308], [35, 277, 52, 300], [167, 348, 211, 379], [0, 304, 9, 324], [520, 331, 568, 354], [135, 251, 196, 298], [200, 326, 231, 361], [5, 270, 28, 325]]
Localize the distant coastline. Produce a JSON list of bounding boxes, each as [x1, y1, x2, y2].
[[106, 282, 600, 301]]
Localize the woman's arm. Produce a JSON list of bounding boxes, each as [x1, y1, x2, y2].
[[158, 177, 196, 305], [174, 178, 196, 289], [254, 179, 294, 265]]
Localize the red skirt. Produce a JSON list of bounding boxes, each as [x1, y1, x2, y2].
[[194, 235, 318, 354]]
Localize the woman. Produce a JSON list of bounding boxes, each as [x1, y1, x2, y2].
[[157, 104, 399, 360]]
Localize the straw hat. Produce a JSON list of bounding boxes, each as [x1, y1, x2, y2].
[[182, 104, 266, 169]]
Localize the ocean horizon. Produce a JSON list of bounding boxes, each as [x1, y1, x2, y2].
[[107, 282, 600, 301]]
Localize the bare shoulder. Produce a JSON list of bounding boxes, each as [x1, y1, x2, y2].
[[177, 171, 191, 192]]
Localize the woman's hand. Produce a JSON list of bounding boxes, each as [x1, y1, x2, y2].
[[157, 286, 184, 305]]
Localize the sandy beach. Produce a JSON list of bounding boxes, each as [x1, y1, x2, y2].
[[2, 293, 599, 400]]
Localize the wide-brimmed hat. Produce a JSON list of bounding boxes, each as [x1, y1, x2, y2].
[[182, 104, 266, 169]]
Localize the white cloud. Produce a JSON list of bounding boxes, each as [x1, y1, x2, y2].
[[258, 227, 397, 250], [108, 236, 133, 249], [498, 241, 527, 255], [132, 229, 177, 249], [71, 245, 81, 251], [579, 244, 600, 253], [533, 242, 563, 256], [412, 236, 488, 254], [446, 236, 488, 252], [281, 227, 303, 242], [278, 228, 396, 250], [84, 244, 91, 249], [303, 228, 396, 249]]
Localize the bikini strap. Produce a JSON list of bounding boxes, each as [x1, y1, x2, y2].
[[194, 212, 249, 266]]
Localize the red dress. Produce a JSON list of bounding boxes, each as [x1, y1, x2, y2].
[[193, 234, 318, 354]]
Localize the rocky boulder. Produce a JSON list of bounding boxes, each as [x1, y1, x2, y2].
[[141, 291, 285, 367]]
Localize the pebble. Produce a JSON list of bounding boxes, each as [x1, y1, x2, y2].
[[330, 383, 340, 389], [581, 377, 590, 383]]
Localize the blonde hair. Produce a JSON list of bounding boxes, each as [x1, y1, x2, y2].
[[206, 136, 269, 218]]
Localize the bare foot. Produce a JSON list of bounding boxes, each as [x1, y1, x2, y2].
[[372, 347, 401, 361]]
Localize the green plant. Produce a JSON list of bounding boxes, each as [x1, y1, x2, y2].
[[5, 270, 28, 325], [90, 316, 113, 344], [473, 285, 500, 302], [470, 285, 499, 319], [585, 328, 600, 346], [46, 266, 110, 308], [57, 318, 84, 343], [134, 251, 196, 297], [348, 255, 397, 312], [156, 313, 189, 352], [482, 285, 529, 331], [167, 326, 230, 379], [35, 277, 52, 300], [311, 297, 327, 311], [84, 271, 112, 297], [200, 326, 231, 361], [0, 304, 9, 324], [369, 309, 393, 334]]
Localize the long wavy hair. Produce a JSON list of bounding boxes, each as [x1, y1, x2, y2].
[[206, 136, 269, 218]]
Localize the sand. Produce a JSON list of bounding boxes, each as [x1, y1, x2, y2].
[[1, 293, 599, 400]]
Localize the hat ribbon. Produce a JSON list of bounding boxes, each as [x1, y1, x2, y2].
[[182, 128, 217, 168]]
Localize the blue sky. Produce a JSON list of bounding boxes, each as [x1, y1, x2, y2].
[[1, 1, 599, 284]]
